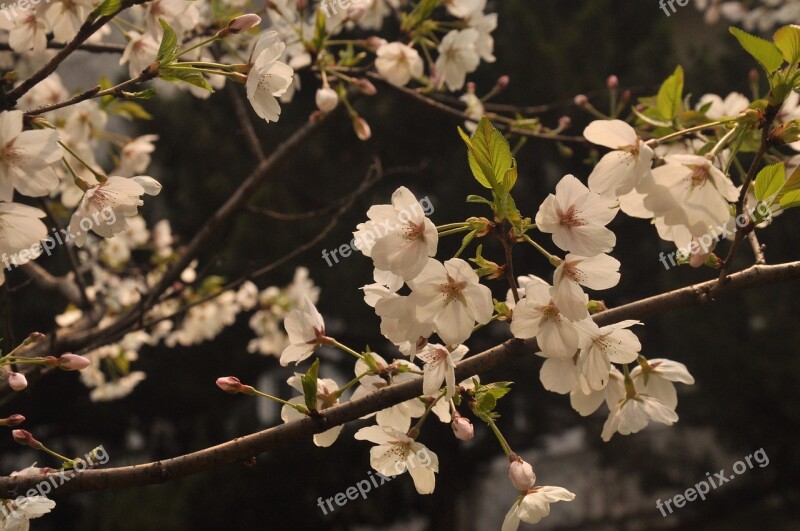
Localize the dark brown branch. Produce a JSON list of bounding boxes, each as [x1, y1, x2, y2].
[[19, 262, 83, 307], [1, 260, 797, 497], [0, 41, 126, 54], [748, 231, 766, 265]]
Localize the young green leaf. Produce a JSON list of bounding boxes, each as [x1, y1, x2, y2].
[[754, 162, 785, 203], [773, 24, 800, 66], [656, 66, 684, 121], [730, 26, 784, 74], [301, 359, 320, 412], [156, 19, 178, 64]]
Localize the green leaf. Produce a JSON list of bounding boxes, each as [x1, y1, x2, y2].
[[300, 359, 320, 412], [656, 65, 684, 121], [754, 163, 785, 203], [159, 69, 214, 92], [459, 117, 514, 194], [109, 101, 153, 120], [156, 19, 178, 64], [730, 26, 784, 74], [95, 0, 121, 16], [773, 24, 800, 65], [465, 194, 494, 206], [779, 189, 800, 209], [503, 163, 518, 192]]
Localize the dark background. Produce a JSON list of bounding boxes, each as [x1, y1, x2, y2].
[[2, 1, 799, 529]]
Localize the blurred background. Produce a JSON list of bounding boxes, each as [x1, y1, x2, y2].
[[2, 0, 799, 529]]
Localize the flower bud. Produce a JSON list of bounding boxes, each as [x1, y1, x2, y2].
[[495, 75, 510, 92], [353, 78, 377, 96], [362, 37, 387, 52], [58, 354, 91, 371], [12, 429, 42, 449], [353, 116, 372, 141], [228, 14, 262, 34], [574, 94, 589, 107], [607, 75, 619, 89], [315, 87, 339, 112], [451, 415, 474, 441], [24, 332, 46, 345], [558, 116, 571, 129], [8, 372, 27, 391], [587, 300, 608, 314], [0, 414, 25, 427], [216, 376, 255, 395], [508, 457, 536, 491]]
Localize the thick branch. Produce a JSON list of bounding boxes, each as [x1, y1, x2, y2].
[[18, 263, 83, 307], [1, 261, 797, 497]]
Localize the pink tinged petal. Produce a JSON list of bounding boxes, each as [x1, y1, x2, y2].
[[407, 456, 436, 494], [539, 357, 578, 394], [461, 283, 493, 324], [579, 344, 611, 391], [0, 110, 23, 141], [279, 344, 314, 366], [538, 317, 579, 358], [407, 258, 447, 289], [650, 358, 695, 384], [539, 486, 577, 502], [552, 271, 588, 321], [570, 386, 606, 416], [501, 502, 522, 531], [509, 299, 543, 339], [636, 373, 678, 409], [370, 444, 406, 476], [604, 328, 641, 363], [376, 405, 412, 431], [573, 253, 621, 290], [421, 358, 447, 396], [313, 425, 343, 447], [583, 119, 637, 149], [554, 223, 616, 257], [434, 299, 473, 345], [587, 150, 642, 197], [641, 395, 679, 425]]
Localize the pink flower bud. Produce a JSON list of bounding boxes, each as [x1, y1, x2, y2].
[[58, 354, 91, 371], [8, 372, 27, 391], [0, 414, 25, 427], [12, 429, 42, 449], [296, 0, 307, 9], [607, 75, 619, 89], [495, 75, 510, 91], [228, 14, 262, 33], [353, 79, 377, 96], [353, 116, 372, 141], [466, 81, 476, 94], [25, 332, 46, 344], [43, 356, 59, 367], [216, 376, 255, 395], [558, 116, 571, 129], [451, 415, 474, 441], [315, 87, 339, 112], [508, 457, 536, 491], [574, 94, 589, 107], [363, 37, 388, 52]]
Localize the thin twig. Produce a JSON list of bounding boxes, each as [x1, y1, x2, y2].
[[748, 231, 766, 265]]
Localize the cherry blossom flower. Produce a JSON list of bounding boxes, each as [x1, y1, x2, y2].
[[353, 186, 438, 280], [120, 31, 159, 79], [503, 460, 575, 531], [42, 0, 94, 43], [0, 110, 62, 202], [642, 154, 739, 248], [279, 296, 329, 366], [451, 414, 474, 440], [444, 0, 483, 18], [435, 29, 480, 91], [0, 495, 55, 529], [416, 343, 468, 398], [601, 391, 678, 441], [70, 176, 160, 247], [0, 202, 47, 285], [116, 135, 158, 177], [570, 366, 625, 416], [408, 258, 493, 345], [0, 12, 48, 54], [315, 87, 339, 112], [553, 253, 620, 320], [465, 1, 497, 62], [576, 320, 641, 391], [631, 358, 695, 409], [535, 174, 617, 257], [281, 374, 343, 447], [373, 292, 434, 349], [354, 425, 439, 494], [246, 31, 294, 122], [509, 278, 579, 358], [584, 120, 655, 197], [375, 42, 424, 86], [696, 92, 750, 119]]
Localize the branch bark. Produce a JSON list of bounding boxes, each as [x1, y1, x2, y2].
[[1, 260, 797, 497]]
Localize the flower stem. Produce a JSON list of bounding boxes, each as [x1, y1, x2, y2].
[[251, 389, 309, 414], [486, 417, 512, 457], [438, 226, 473, 237], [408, 390, 446, 439], [521, 234, 561, 267], [646, 119, 728, 147], [329, 339, 365, 361]]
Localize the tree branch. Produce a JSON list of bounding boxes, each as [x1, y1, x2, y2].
[[1, 260, 797, 497], [18, 262, 83, 307]]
